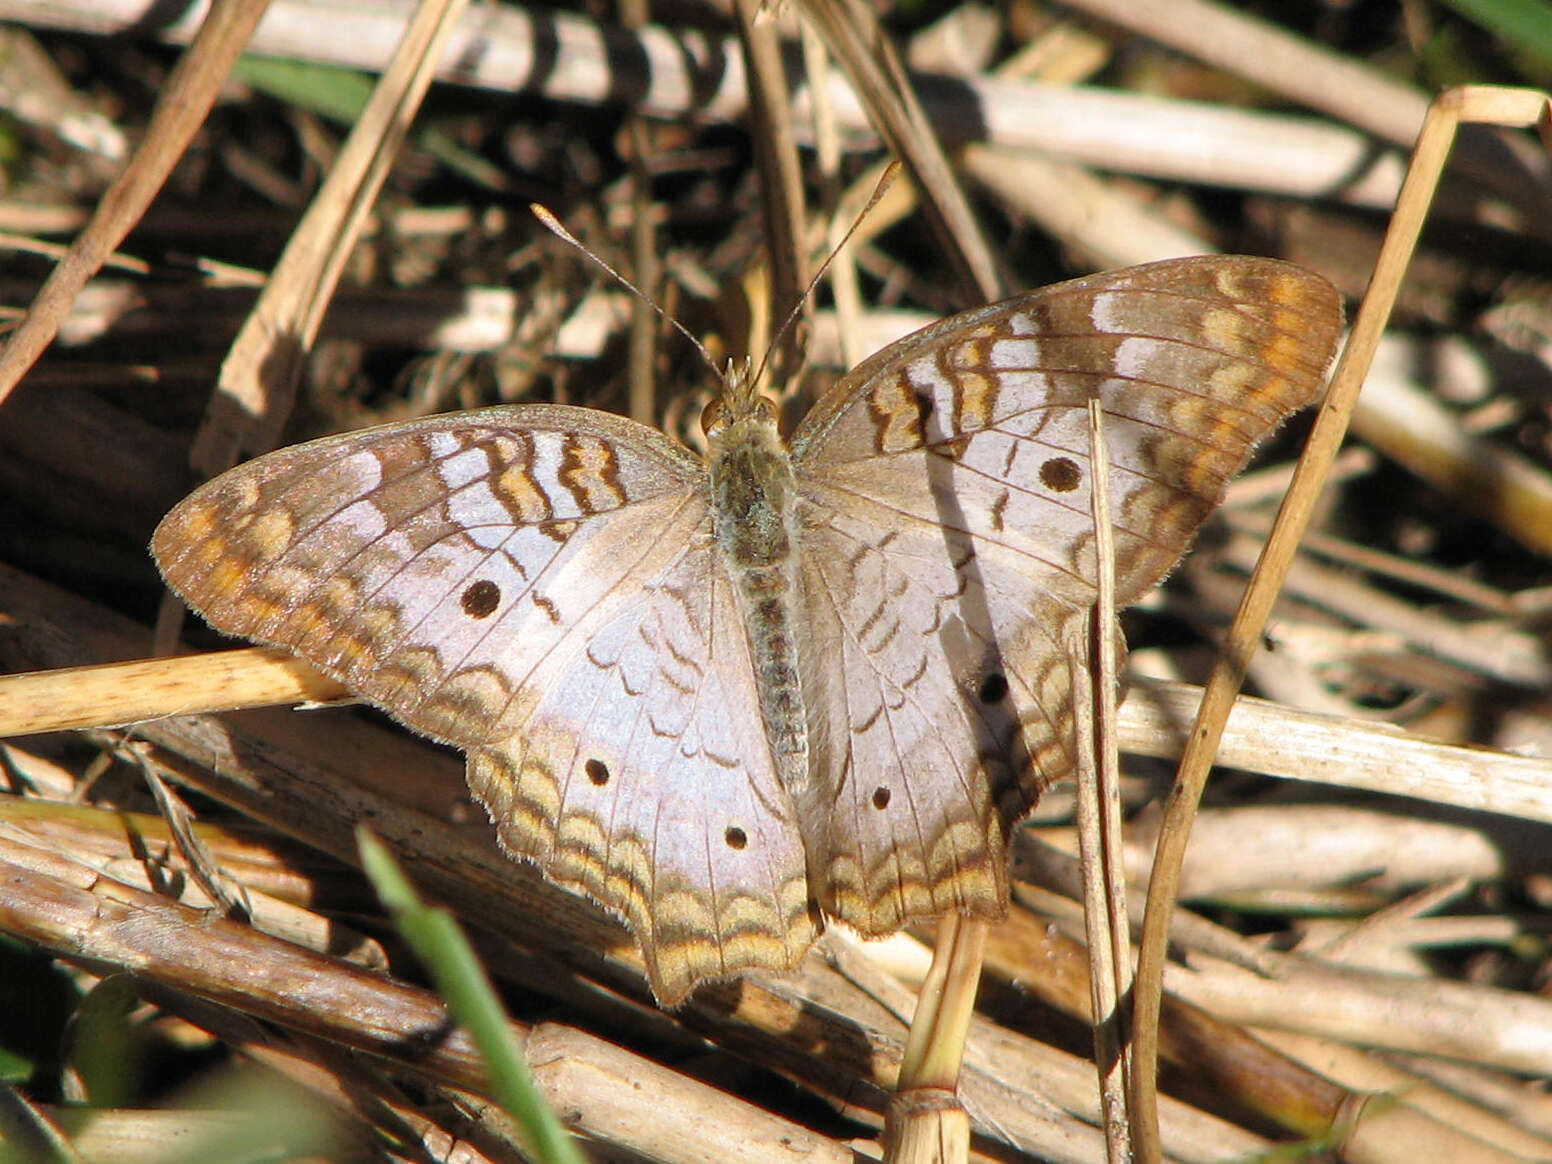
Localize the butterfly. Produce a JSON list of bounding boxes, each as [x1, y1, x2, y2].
[[152, 255, 1341, 1004]]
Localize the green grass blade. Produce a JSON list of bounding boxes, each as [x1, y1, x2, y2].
[[357, 829, 587, 1164]]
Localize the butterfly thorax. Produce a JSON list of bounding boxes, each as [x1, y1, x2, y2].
[[705, 407, 813, 797]]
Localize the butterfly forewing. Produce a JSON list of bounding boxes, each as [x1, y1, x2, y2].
[[790, 256, 1341, 934], [155, 406, 699, 744], [792, 258, 1341, 609]]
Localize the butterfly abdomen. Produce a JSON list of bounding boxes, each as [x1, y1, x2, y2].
[[707, 413, 813, 790]]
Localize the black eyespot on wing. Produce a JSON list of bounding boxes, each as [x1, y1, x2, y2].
[[724, 826, 748, 850], [585, 758, 610, 786], [978, 672, 1009, 704], [871, 787, 891, 810], [461, 579, 501, 618], [1039, 457, 1081, 493]]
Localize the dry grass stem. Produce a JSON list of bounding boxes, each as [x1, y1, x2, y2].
[[0, 0, 270, 408], [1352, 342, 1552, 556], [1059, 0, 1430, 144], [796, 0, 998, 302], [961, 147, 1215, 271], [1074, 398, 1132, 1159]]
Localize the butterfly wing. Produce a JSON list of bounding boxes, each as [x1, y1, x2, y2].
[[153, 405, 816, 1003], [789, 256, 1342, 934]]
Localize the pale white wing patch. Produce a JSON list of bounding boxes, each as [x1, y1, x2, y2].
[[154, 408, 699, 747]]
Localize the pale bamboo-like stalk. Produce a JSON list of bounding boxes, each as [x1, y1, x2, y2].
[[883, 913, 986, 1164], [7, 653, 1552, 827]]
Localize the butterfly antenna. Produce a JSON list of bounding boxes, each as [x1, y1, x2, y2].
[[747, 161, 902, 394], [530, 203, 724, 380]]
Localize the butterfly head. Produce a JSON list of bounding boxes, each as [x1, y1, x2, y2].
[[701, 358, 778, 441]]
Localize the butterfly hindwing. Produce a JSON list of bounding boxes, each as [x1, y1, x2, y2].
[[796, 487, 1083, 933], [465, 547, 817, 1004]]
